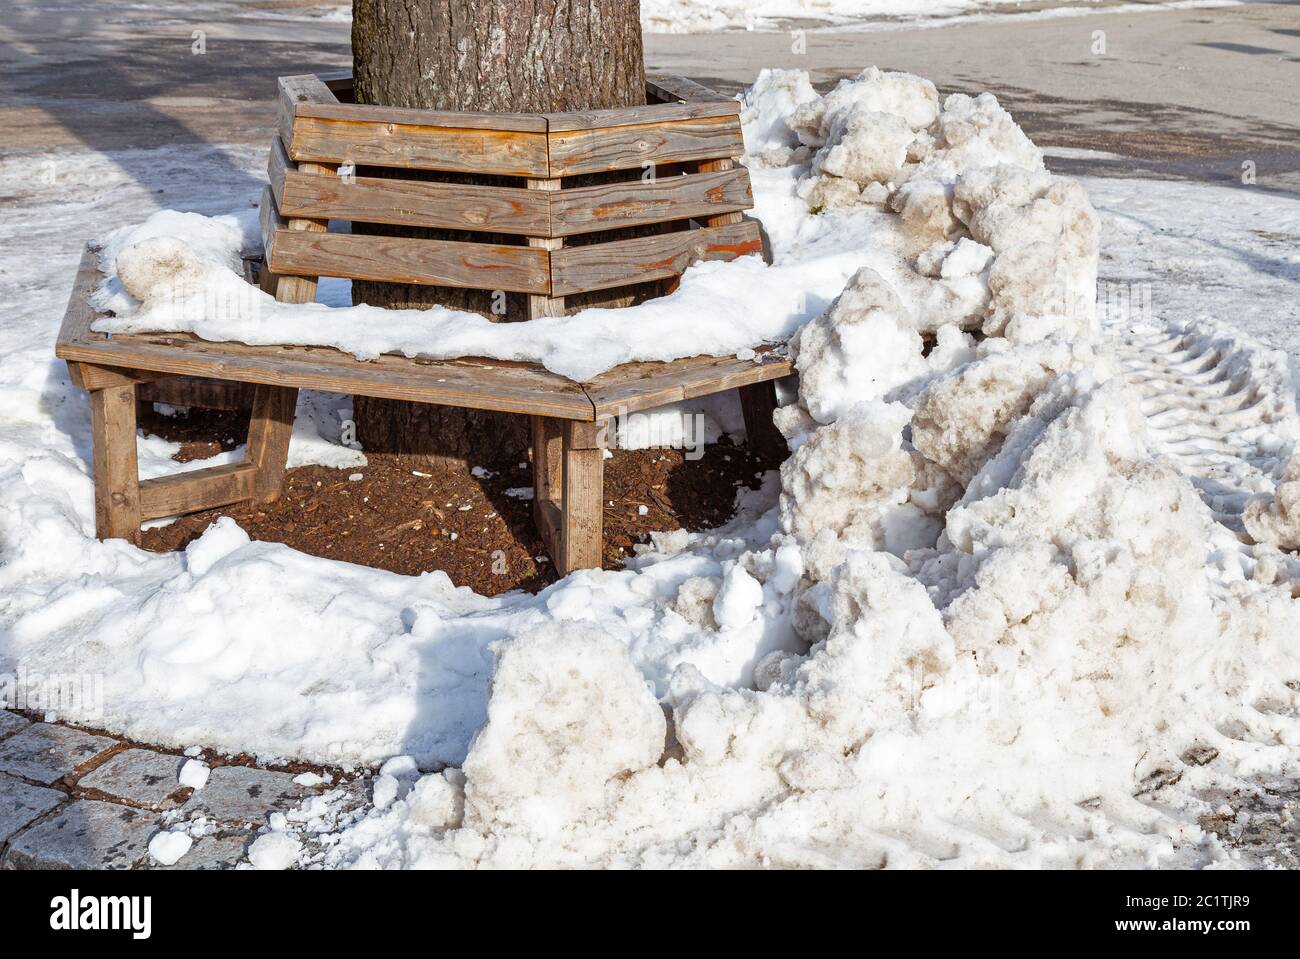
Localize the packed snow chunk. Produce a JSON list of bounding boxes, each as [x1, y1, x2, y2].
[[184, 516, 252, 577], [461, 623, 666, 835], [952, 165, 1100, 341], [148, 831, 193, 866], [812, 111, 916, 189], [179, 759, 210, 790], [713, 564, 765, 629], [792, 268, 926, 424], [1244, 453, 1300, 550], [407, 771, 466, 831], [791, 67, 939, 147], [940, 237, 994, 279], [91, 208, 257, 314], [780, 400, 924, 551], [911, 340, 1098, 485], [912, 92, 1043, 183], [248, 831, 301, 870], [740, 68, 818, 166]]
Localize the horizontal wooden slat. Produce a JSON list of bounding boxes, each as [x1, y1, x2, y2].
[[645, 76, 735, 105], [258, 186, 285, 265], [584, 347, 794, 417], [269, 230, 551, 294], [547, 114, 744, 176], [139, 463, 258, 520], [267, 135, 292, 209], [287, 116, 550, 178], [277, 168, 550, 236], [295, 99, 549, 133], [549, 219, 761, 296], [543, 99, 739, 133], [138, 376, 255, 411], [549, 167, 753, 237]]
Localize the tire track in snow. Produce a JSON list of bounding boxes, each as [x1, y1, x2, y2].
[[1113, 324, 1300, 590]]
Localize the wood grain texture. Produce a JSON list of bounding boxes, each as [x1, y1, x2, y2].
[[547, 115, 744, 176], [89, 383, 141, 542], [560, 419, 604, 573], [278, 168, 550, 236], [138, 463, 258, 520], [645, 76, 734, 104], [288, 116, 550, 178], [696, 158, 746, 227], [246, 385, 298, 502], [542, 99, 738, 132], [526, 177, 566, 318], [138, 376, 255, 411], [267, 135, 292, 209], [584, 347, 794, 417], [549, 167, 752, 236], [269, 229, 551, 294], [295, 99, 548, 133], [549, 219, 762, 296]]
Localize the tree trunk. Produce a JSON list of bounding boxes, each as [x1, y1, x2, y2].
[[350, 0, 646, 473]]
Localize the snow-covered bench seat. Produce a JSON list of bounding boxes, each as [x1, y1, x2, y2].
[[57, 249, 790, 572]]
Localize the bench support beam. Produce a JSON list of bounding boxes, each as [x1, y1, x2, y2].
[[533, 416, 605, 574], [89, 382, 142, 543]]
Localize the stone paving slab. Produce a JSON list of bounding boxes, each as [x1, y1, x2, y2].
[[77, 748, 186, 808], [182, 765, 306, 826], [0, 710, 30, 740], [1, 800, 157, 870], [0, 773, 64, 844], [0, 723, 117, 785], [153, 832, 253, 870]]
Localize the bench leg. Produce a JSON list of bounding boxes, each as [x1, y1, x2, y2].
[[560, 420, 605, 573], [89, 383, 142, 543], [246, 385, 298, 503], [738, 380, 785, 460]]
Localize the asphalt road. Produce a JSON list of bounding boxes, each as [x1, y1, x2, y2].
[[2, 0, 1297, 190]]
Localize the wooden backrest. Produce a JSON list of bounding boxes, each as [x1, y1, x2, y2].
[[260, 73, 761, 310]]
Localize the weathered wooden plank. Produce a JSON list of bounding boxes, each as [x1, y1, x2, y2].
[[287, 116, 550, 178], [536, 498, 563, 570], [526, 177, 566, 318], [246, 385, 298, 502], [277, 168, 550, 236], [89, 382, 141, 542], [259, 185, 286, 264], [277, 74, 338, 157], [137, 376, 255, 411], [584, 348, 794, 418], [269, 229, 551, 294], [267, 135, 292, 209], [645, 76, 734, 104], [696, 158, 746, 227], [543, 99, 739, 133], [549, 167, 752, 237], [68, 361, 168, 391], [549, 219, 761, 296], [272, 157, 334, 306], [138, 463, 258, 520], [295, 99, 548, 134], [547, 115, 743, 176], [560, 420, 604, 573]]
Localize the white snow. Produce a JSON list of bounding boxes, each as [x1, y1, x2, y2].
[[247, 831, 301, 870], [1, 63, 1298, 869], [148, 830, 193, 866], [179, 759, 210, 790]]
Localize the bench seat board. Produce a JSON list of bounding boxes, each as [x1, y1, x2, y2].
[[56, 248, 793, 423]]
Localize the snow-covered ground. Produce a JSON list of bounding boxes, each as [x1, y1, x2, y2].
[[3, 65, 1299, 868]]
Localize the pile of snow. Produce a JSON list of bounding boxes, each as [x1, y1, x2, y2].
[[3, 64, 1299, 869]]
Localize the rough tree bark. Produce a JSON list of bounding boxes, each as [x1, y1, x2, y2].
[[350, 0, 646, 473]]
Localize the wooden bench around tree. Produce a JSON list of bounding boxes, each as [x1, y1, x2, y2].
[[56, 73, 793, 574]]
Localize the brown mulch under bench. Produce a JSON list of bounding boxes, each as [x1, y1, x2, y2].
[[137, 405, 783, 596]]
